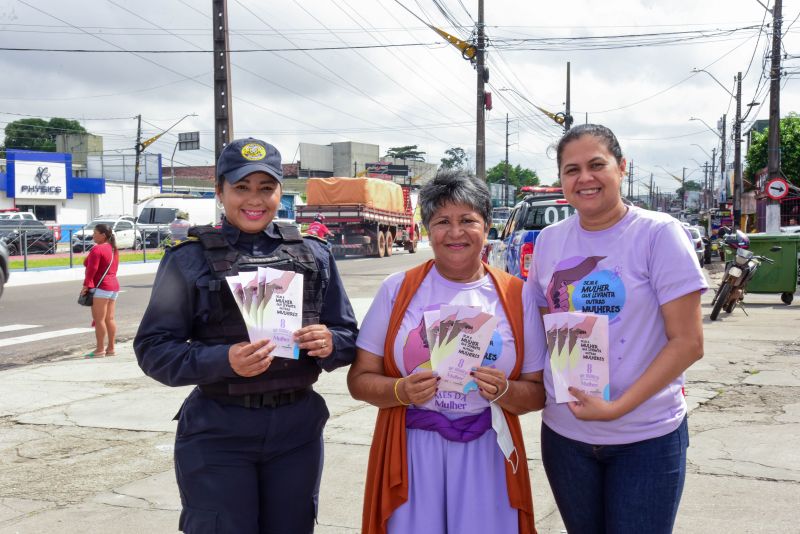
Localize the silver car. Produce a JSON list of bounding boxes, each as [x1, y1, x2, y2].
[[686, 226, 705, 267]]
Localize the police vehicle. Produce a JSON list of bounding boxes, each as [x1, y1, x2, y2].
[[486, 187, 575, 280]]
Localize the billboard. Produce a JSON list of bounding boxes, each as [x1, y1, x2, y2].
[[14, 160, 67, 200]]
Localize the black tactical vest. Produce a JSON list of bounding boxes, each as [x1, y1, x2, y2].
[[188, 223, 329, 395]]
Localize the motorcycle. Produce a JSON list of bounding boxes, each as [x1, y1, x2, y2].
[[710, 232, 776, 320]]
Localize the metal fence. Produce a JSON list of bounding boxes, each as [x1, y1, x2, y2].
[[7, 226, 171, 271]]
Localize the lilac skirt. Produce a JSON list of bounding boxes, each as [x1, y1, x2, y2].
[[387, 410, 518, 534]]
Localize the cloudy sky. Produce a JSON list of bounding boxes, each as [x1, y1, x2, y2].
[[1, 0, 799, 195]]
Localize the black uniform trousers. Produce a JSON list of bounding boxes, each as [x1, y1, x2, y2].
[[174, 387, 329, 534]]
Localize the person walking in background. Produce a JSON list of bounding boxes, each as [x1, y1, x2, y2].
[[135, 138, 358, 533], [526, 124, 706, 533], [80, 223, 119, 358], [349, 170, 546, 534]]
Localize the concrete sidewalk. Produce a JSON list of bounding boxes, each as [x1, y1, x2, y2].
[[0, 284, 798, 532]]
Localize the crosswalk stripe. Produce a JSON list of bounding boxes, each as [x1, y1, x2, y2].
[[0, 324, 40, 333], [0, 328, 95, 348]]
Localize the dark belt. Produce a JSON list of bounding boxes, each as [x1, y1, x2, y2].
[[201, 386, 312, 409]]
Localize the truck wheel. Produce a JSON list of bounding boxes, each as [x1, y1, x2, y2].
[[710, 282, 732, 320], [385, 232, 393, 256], [376, 231, 386, 258], [781, 292, 794, 305]]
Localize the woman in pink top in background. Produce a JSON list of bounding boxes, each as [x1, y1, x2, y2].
[[81, 223, 120, 358]]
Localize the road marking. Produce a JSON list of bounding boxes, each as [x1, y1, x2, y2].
[[0, 328, 95, 348], [0, 324, 40, 333]]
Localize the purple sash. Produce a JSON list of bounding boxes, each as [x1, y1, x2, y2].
[[405, 408, 491, 443]]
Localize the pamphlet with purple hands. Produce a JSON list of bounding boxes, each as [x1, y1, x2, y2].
[[225, 267, 303, 359], [543, 311, 609, 403], [424, 305, 498, 393]]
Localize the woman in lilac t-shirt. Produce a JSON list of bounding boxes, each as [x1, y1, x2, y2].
[[349, 170, 547, 534], [526, 124, 707, 533]]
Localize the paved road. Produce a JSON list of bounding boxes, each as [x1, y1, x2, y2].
[[0, 247, 433, 368]]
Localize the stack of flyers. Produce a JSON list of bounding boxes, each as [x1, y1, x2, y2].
[[423, 305, 499, 393], [225, 267, 304, 359], [542, 311, 609, 403]]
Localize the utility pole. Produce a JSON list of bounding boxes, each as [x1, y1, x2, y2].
[[711, 147, 717, 208], [766, 0, 783, 232], [475, 0, 486, 181], [565, 62, 573, 132], [649, 173, 654, 209], [720, 114, 727, 208], [627, 160, 633, 199], [133, 114, 142, 204], [504, 113, 509, 206], [733, 71, 743, 231], [703, 161, 709, 211], [681, 167, 686, 212], [213, 0, 233, 161]]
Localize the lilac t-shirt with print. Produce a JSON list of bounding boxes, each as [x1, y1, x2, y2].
[[357, 266, 546, 419], [527, 207, 708, 445]]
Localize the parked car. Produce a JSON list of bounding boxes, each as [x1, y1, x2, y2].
[[488, 206, 513, 239], [72, 217, 141, 252], [0, 240, 9, 300], [0, 211, 37, 221], [0, 220, 56, 255], [685, 225, 705, 268], [486, 193, 575, 280]]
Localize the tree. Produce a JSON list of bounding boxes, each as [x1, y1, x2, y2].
[[676, 179, 702, 198], [745, 112, 800, 188], [4, 117, 87, 152], [384, 145, 426, 161], [486, 162, 540, 188], [440, 147, 468, 169]]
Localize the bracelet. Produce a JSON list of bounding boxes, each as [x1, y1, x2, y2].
[[393, 377, 410, 406], [490, 379, 511, 404]]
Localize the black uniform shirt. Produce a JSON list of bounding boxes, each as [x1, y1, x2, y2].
[[134, 220, 358, 387]]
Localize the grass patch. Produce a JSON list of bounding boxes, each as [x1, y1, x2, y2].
[[10, 250, 164, 270]]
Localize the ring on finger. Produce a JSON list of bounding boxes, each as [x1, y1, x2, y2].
[[320, 340, 327, 348]]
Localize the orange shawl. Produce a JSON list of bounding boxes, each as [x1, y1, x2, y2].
[[361, 260, 536, 534]]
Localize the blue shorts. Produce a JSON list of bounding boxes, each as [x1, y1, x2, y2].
[[91, 288, 119, 300]]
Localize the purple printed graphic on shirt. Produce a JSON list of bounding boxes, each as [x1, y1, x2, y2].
[[526, 207, 708, 445]]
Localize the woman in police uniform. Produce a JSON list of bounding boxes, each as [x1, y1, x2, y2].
[[134, 138, 358, 534]]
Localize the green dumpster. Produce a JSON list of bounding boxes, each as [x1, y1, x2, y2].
[[745, 233, 800, 303]]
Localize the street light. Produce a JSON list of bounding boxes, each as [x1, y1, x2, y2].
[[134, 113, 197, 203], [691, 143, 713, 161], [691, 68, 735, 98], [689, 117, 722, 140], [499, 87, 568, 129]]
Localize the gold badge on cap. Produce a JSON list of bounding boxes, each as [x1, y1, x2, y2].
[[241, 143, 266, 161]]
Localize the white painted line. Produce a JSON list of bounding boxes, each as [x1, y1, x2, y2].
[[0, 327, 95, 348], [0, 324, 40, 333]]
